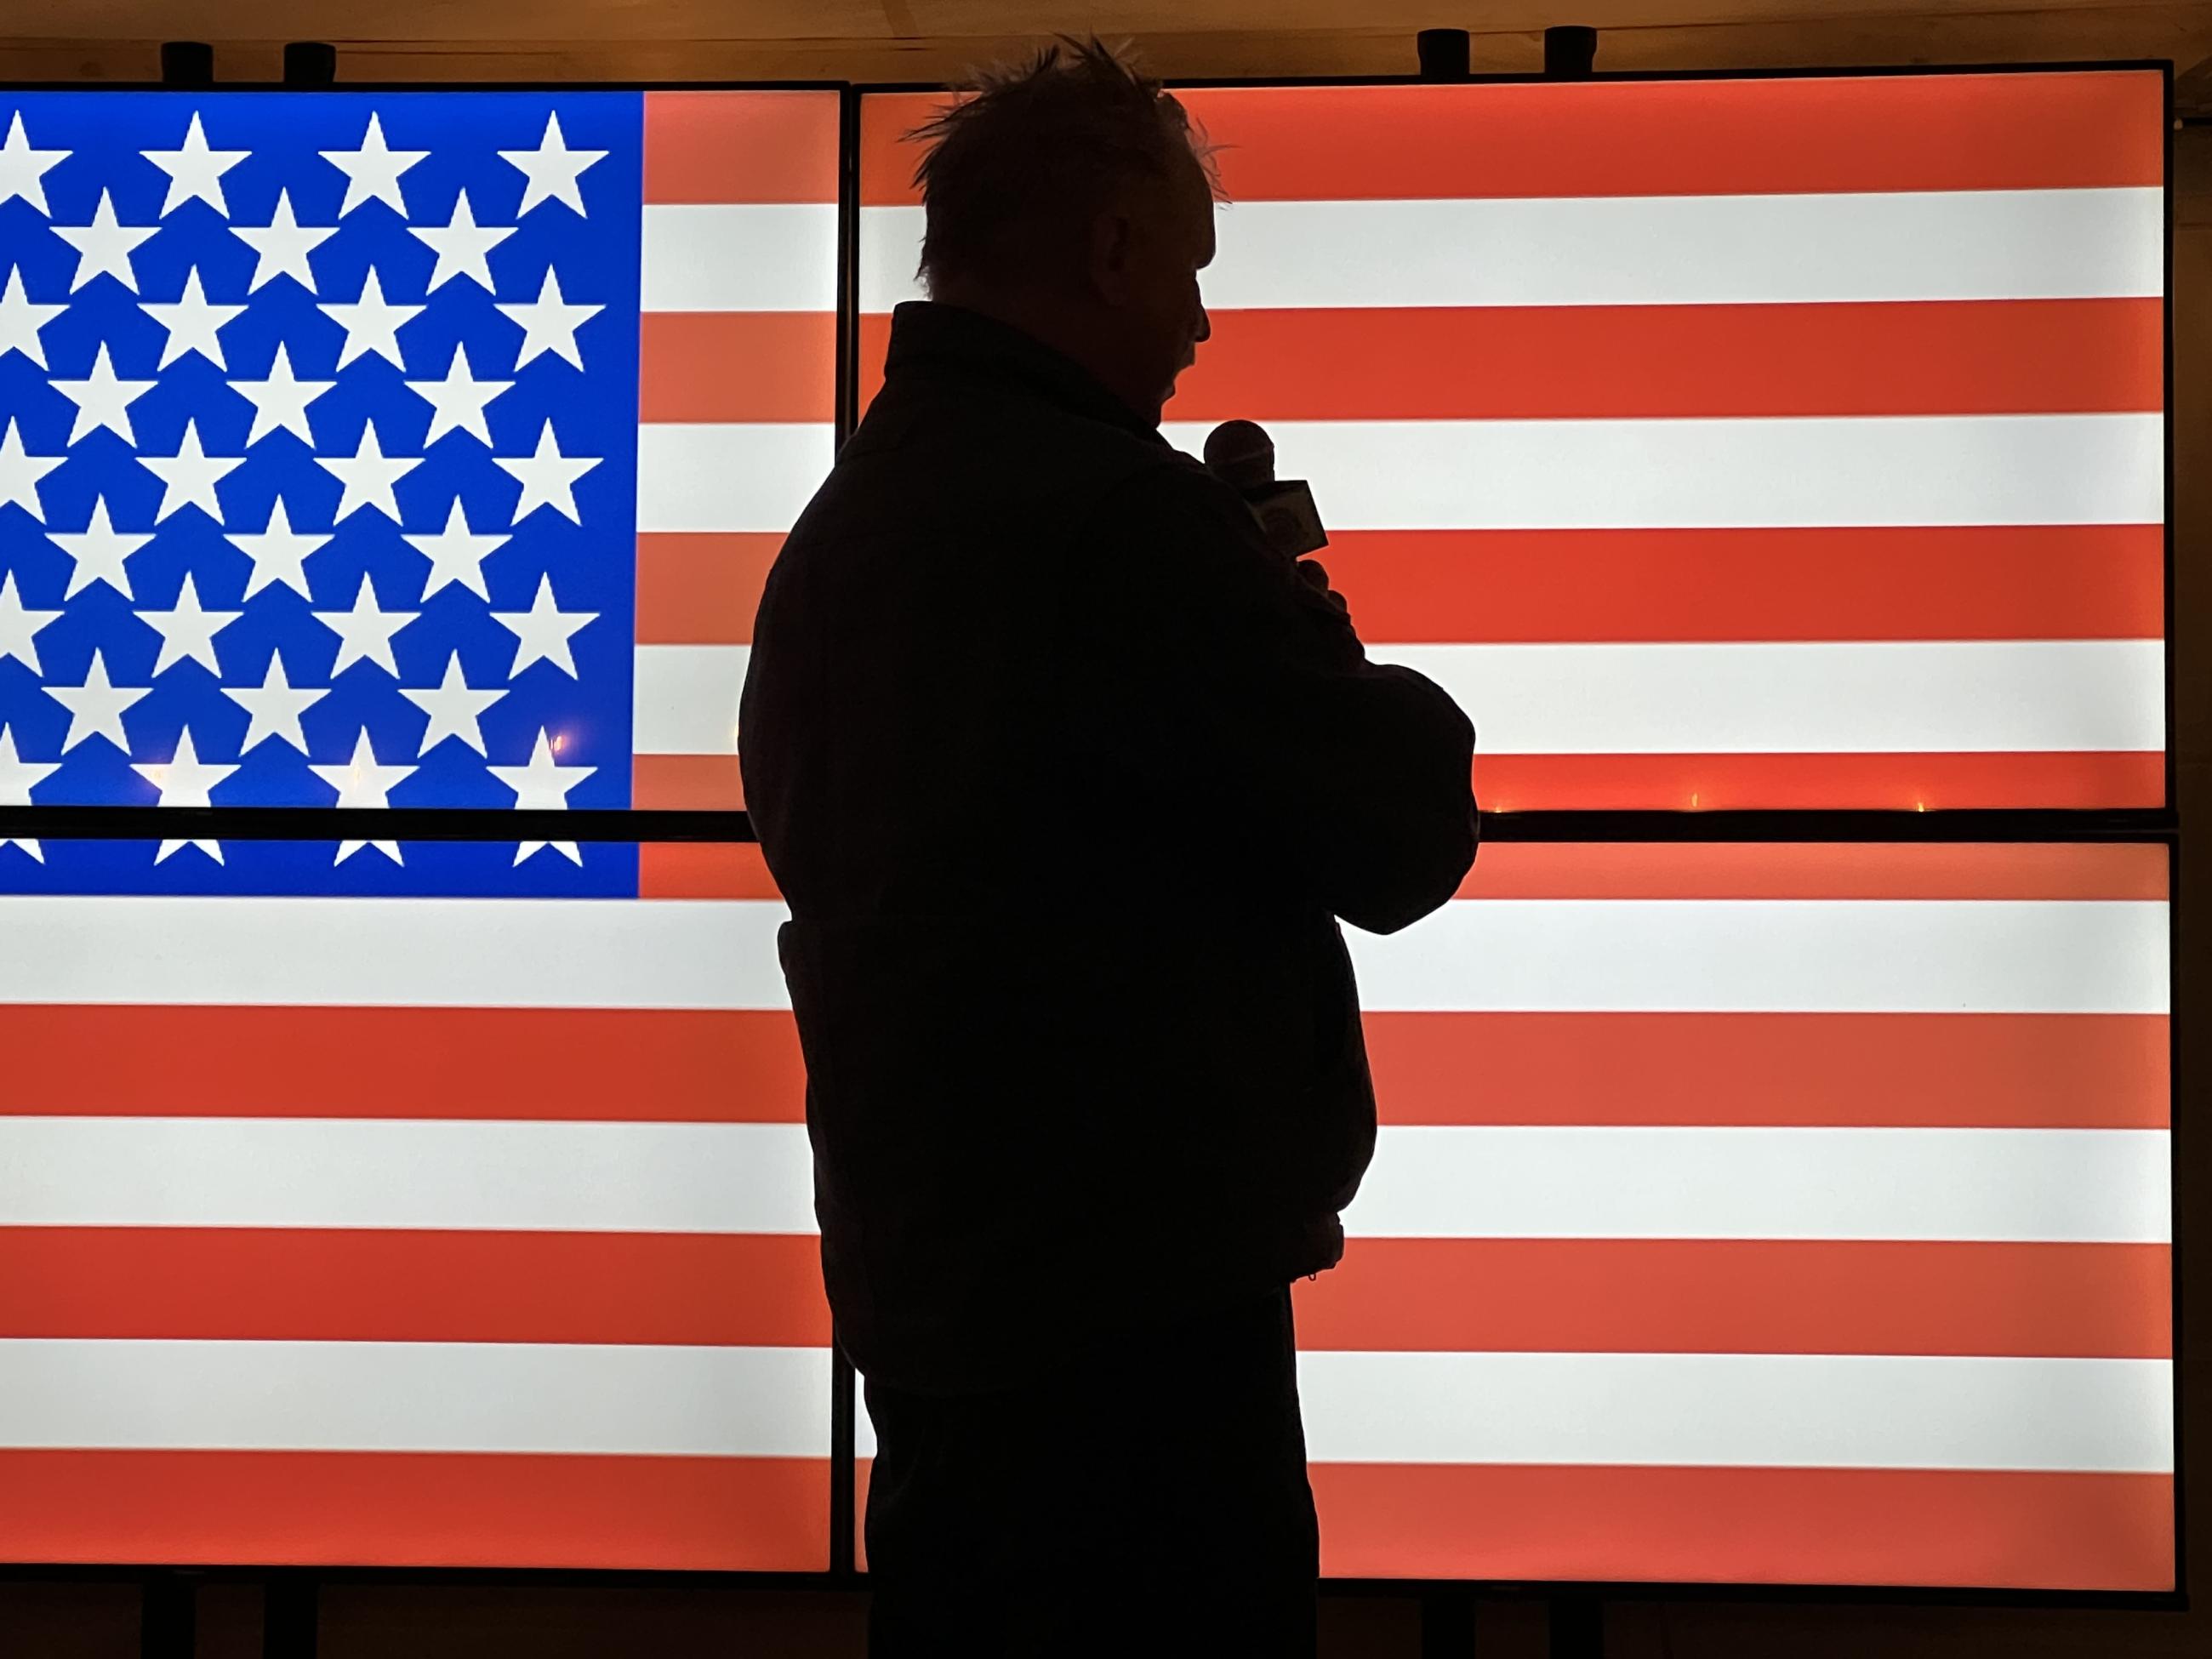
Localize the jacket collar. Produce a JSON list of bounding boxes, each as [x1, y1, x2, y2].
[[881, 299, 1166, 445]]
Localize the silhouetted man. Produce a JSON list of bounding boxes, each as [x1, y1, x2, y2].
[[739, 37, 1478, 1658]]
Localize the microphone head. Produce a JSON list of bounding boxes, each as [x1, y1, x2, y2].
[[1203, 419, 1275, 493]]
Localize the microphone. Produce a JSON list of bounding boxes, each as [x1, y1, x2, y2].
[[1203, 419, 1327, 558]]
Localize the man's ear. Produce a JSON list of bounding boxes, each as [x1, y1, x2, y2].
[[1086, 206, 1136, 306]]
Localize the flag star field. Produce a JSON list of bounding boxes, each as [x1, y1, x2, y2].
[[0, 93, 654, 881]]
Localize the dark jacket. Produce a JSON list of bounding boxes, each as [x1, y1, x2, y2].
[[738, 300, 1479, 1396]]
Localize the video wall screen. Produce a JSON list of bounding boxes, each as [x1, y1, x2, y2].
[[0, 838, 827, 1571], [833, 841, 2171, 1590], [0, 89, 838, 818], [858, 71, 2168, 811]]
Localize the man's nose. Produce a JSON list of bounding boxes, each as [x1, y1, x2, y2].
[[1193, 302, 1211, 345]]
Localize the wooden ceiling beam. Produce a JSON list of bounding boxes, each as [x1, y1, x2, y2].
[[0, 8, 2203, 104]]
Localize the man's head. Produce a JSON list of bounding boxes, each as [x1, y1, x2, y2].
[[909, 37, 1222, 425]]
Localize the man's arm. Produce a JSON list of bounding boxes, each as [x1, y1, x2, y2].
[[1081, 456, 1479, 936]]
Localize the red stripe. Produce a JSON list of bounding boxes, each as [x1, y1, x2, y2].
[[643, 89, 839, 204], [0, 1229, 828, 1346], [15, 1005, 2151, 1130], [1474, 751, 2164, 812], [640, 841, 776, 898], [0, 1006, 805, 1121], [1318, 526, 2164, 644], [636, 842, 2167, 904], [0, 1447, 830, 1571], [1454, 841, 2167, 900], [1295, 1239, 2171, 1357], [1164, 300, 2163, 420], [634, 754, 744, 809], [1367, 1012, 2169, 1129], [638, 314, 835, 423], [635, 533, 782, 645], [858, 1458, 2172, 1588], [1307, 1463, 2175, 1588], [859, 72, 2164, 204]]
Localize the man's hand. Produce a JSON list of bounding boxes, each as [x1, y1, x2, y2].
[[1295, 556, 1349, 615]]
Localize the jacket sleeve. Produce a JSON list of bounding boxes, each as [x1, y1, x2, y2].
[[1080, 455, 1479, 936]]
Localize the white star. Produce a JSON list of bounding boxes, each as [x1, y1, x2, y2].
[[0, 724, 60, 862], [224, 496, 331, 600], [140, 419, 243, 524], [316, 419, 420, 523], [134, 727, 237, 864], [403, 497, 509, 601], [405, 342, 512, 448], [231, 187, 336, 293], [53, 189, 157, 292], [499, 112, 605, 218], [140, 265, 247, 370], [491, 572, 596, 679], [140, 112, 248, 218], [318, 265, 424, 371], [48, 496, 154, 599], [410, 189, 514, 293], [0, 570, 61, 674], [310, 727, 416, 863], [495, 267, 601, 370], [314, 573, 419, 677], [140, 571, 242, 676], [0, 417, 65, 520], [45, 649, 150, 752], [51, 343, 157, 445], [0, 112, 68, 214], [489, 727, 595, 864], [230, 342, 335, 446], [402, 650, 507, 756], [0, 265, 66, 368], [222, 649, 327, 755], [494, 419, 599, 525], [320, 111, 427, 219]]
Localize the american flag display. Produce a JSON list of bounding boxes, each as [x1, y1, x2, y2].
[[0, 88, 839, 824], [858, 71, 2169, 811], [0, 840, 830, 1571], [828, 841, 2167, 1589], [0, 72, 2175, 1594]]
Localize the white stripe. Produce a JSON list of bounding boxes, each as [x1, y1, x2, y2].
[[0, 896, 789, 1009], [637, 643, 749, 755], [0, 1117, 816, 1233], [859, 189, 2163, 311], [853, 1350, 2174, 1470], [0, 1340, 830, 1457], [1343, 1126, 2171, 1243], [11, 1117, 2153, 1246], [1156, 415, 2164, 529], [1369, 641, 2164, 755], [641, 202, 839, 312], [1342, 899, 2169, 1013], [0, 896, 2164, 1014], [636, 424, 834, 533], [1291, 1352, 2173, 1473], [672, 640, 2166, 758]]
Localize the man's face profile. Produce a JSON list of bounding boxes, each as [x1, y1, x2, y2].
[[1087, 157, 1216, 421]]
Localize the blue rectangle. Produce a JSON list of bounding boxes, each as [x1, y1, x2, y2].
[[0, 835, 641, 897], [0, 90, 642, 825]]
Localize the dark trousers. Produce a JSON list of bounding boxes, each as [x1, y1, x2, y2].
[[861, 1285, 1320, 1657]]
